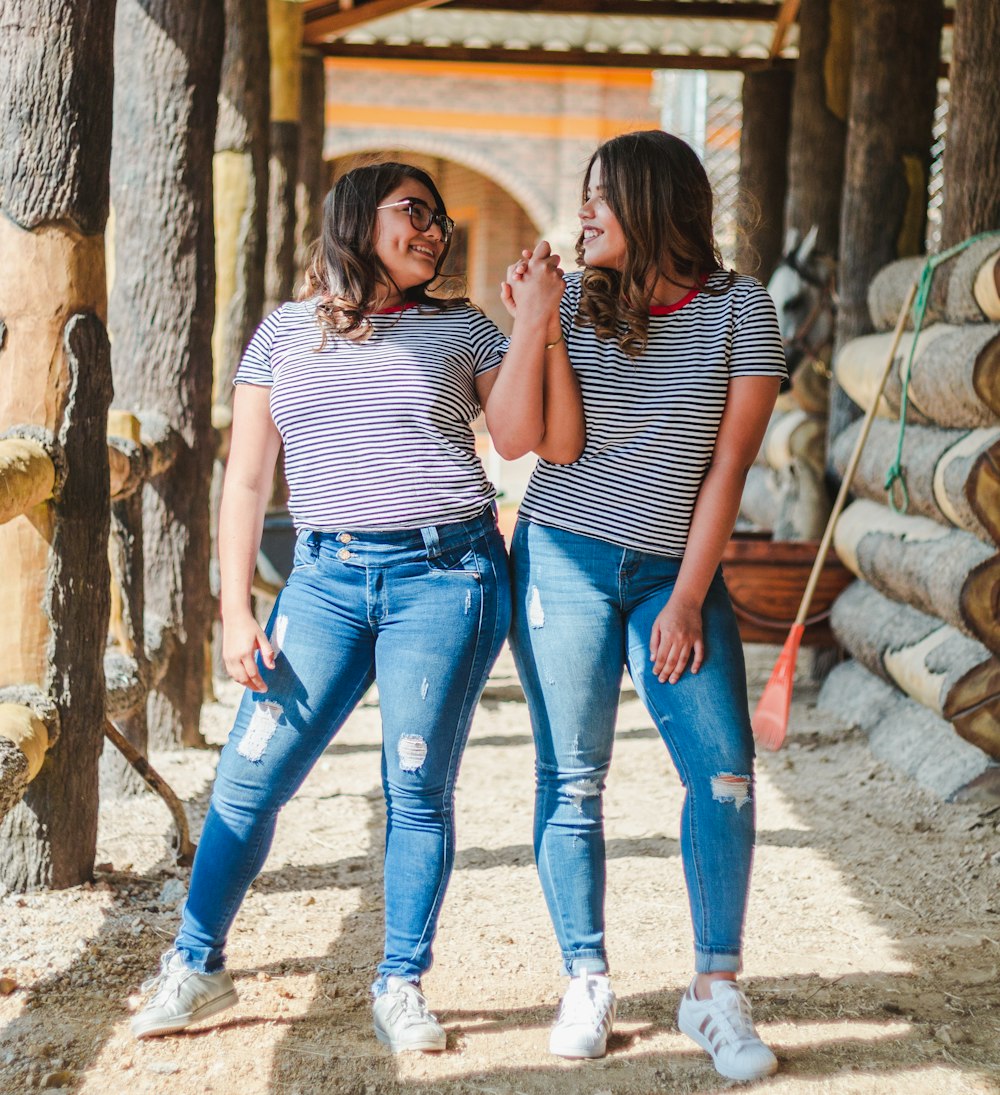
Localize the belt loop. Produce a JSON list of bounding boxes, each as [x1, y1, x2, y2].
[[421, 523, 441, 559]]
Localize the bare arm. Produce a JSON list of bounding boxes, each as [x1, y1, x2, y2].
[[218, 384, 283, 692], [650, 375, 781, 683], [479, 242, 585, 464]]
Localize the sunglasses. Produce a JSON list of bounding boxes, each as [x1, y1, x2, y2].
[[376, 198, 455, 242]]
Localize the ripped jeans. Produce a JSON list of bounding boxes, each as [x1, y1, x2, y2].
[[174, 506, 510, 992], [509, 520, 755, 976]]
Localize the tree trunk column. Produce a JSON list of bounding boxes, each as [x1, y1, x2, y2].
[[830, 0, 944, 454], [0, 0, 116, 890], [265, 0, 303, 314], [295, 50, 327, 281], [784, 0, 851, 254], [214, 0, 270, 405], [109, 0, 225, 750], [737, 67, 793, 282], [940, 0, 1000, 249]]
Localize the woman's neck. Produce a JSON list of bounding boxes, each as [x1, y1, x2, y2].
[[648, 269, 697, 307]]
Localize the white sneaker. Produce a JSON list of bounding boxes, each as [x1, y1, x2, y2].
[[130, 949, 238, 1039], [372, 976, 447, 1053], [549, 972, 616, 1059], [677, 978, 778, 1081]]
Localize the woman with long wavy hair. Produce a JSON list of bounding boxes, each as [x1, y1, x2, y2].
[[505, 130, 785, 1082], [129, 160, 583, 1052]]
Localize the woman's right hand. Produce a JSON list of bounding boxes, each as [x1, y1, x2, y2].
[[501, 241, 564, 329], [222, 608, 276, 692]]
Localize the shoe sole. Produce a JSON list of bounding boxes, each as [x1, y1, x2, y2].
[[678, 1013, 778, 1082], [131, 988, 239, 1039], [549, 1038, 608, 1059], [373, 1027, 446, 1053]]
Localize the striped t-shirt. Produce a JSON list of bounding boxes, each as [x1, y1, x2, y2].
[[519, 270, 786, 557], [235, 298, 506, 530]]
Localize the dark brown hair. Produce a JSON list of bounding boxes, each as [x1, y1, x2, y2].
[[301, 160, 462, 342], [576, 130, 727, 357]]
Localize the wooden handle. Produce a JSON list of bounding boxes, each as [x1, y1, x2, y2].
[[794, 279, 919, 628]]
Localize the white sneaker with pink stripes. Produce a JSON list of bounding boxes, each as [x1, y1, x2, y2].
[[677, 978, 778, 1081]]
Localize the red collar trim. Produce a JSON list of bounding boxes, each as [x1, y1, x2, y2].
[[373, 302, 419, 315], [649, 285, 700, 315]]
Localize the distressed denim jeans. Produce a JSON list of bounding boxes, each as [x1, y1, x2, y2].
[[509, 520, 755, 976], [174, 506, 510, 992]]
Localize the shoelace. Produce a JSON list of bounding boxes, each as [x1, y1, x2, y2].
[[705, 987, 757, 1045], [559, 978, 611, 1026], [140, 950, 193, 1001], [389, 983, 434, 1028]]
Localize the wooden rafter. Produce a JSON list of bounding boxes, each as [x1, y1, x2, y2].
[[438, 1, 784, 18], [314, 40, 794, 70], [769, 0, 799, 58], [302, 1, 448, 40]]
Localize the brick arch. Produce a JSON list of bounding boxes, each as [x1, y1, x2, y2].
[[326, 134, 551, 236]]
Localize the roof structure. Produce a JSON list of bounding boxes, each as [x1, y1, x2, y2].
[[299, 1, 955, 72]]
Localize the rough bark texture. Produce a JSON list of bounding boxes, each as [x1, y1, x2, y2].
[[784, 0, 850, 255], [109, 0, 225, 750], [837, 0, 943, 346], [214, 0, 270, 403], [265, 120, 299, 313], [831, 580, 1000, 758], [0, 0, 115, 891], [830, 0, 944, 452], [940, 0, 1000, 250], [867, 255, 944, 331], [831, 419, 1000, 547], [835, 499, 1000, 655], [295, 50, 326, 281], [819, 660, 1000, 803], [946, 240, 1000, 324], [836, 324, 1000, 428], [736, 67, 792, 282]]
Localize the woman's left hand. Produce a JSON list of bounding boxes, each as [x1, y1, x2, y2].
[[650, 596, 704, 684]]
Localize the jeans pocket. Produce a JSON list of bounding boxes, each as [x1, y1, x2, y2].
[[290, 531, 319, 573], [426, 543, 483, 580]]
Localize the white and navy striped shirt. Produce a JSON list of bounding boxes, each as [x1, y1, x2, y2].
[[235, 298, 506, 530], [520, 270, 786, 557]]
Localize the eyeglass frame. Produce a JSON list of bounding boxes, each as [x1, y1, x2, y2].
[[375, 197, 456, 242]]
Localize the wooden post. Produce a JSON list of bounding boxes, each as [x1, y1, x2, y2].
[[831, 0, 944, 450], [109, 1, 225, 749], [784, 0, 851, 254], [737, 67, 793, 282], [0, 0, 115, 890], [940, 0, 1000, 249], [214, 0, 270, 405], [295, 50, 327, 280], [265, 0, 303, 314]]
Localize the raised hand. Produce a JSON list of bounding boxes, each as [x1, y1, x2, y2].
[[501, 241, 564, 328]]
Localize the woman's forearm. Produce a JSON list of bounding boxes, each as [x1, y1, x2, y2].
[[670, 459, 748, 610]]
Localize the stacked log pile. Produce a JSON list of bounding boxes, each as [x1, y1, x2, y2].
[[741, 402, 832, 541], [818, 246, 1000, 802]]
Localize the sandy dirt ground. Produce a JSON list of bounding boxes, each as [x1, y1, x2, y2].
[[2, 644, 999, 1095]]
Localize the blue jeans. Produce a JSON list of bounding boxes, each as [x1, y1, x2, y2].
[[174, 506, 510, 993], [509, 520, 755, 976]]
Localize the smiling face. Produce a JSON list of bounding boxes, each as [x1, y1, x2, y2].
[[578, 158, 627, 272], [373, 180, 446, 305]]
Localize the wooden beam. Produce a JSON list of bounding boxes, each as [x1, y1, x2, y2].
[[769, 0, 799, 58], [438, 1, 784, 18], [303, 0, 447, 39], [316, 41, 792, 70]]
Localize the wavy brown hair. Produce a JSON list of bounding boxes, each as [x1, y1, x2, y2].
[[576, 130, 728, 357], [301, 160, 463, 343]]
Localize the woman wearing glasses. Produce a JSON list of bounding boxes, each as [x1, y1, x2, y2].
[[506, 131, 784, 1082], [129, 161, 583, 1051]]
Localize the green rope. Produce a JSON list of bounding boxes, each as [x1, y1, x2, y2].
[[884, 230, 1000, 513]]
